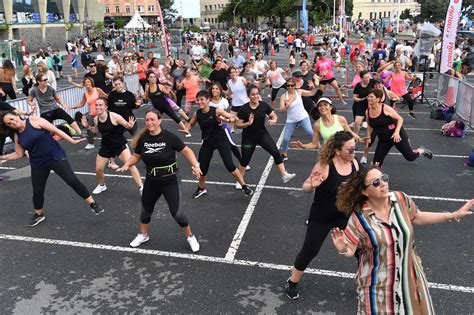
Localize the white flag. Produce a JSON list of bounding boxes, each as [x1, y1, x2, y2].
[[441, 0, 463, 73]]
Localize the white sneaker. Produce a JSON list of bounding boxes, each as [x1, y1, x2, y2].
[[349, 122, 355, 128], [362, 122, 368, 129], [282, 172, 296, 183], [84, 144, 95, 150], [187, 235, 200, 253], [235, 181, 242, 190], [246, 165, 251, 171], [130, 233, 149, 248], [360, 156, 368, 164], [139, 186, 143, 195], [92, 184, 107, 195], [185, 133, 192, 138]]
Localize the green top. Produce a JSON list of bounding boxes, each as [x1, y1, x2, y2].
[[319, 114, 344, 143]]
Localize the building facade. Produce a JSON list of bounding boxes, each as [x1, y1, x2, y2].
[[0, 0, 104, 51], [199, 0, 229, 29], [97, 0, 161, 25], [352, 0, 420, 21]]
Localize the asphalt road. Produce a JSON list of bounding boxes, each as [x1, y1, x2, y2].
[[1, 47, 473, 314]]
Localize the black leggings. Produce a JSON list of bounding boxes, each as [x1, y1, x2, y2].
[[400, 93, 414, 111], [199, 140, 237, 176], [241, 132, 283, 167], [152, 99, 181, 124], [140, 176, 188, 227], [373, 129, 419, 166], [176, 89, 186, 107], [31, 159, 91, 210], [0, 82, 17, 101], [41, 108, 75, 125], [271, 84, 287, 102], [294, 217, 349, 271], [139, 79, 147, 93]]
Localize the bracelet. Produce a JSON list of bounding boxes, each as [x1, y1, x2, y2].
[[191, 163, 200, 169], [445, 212, 453, 223], [337, 247, 349, 255], [453, 211, 461, 222]]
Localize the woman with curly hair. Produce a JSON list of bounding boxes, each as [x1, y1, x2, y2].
[[332, 167, 473, 314], [285, 131, 360, 300]]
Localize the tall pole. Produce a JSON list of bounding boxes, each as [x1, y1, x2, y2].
[[233, 0, 243, 28], [333, 0, 336, 26], [156, 0, 169, 56], [396, 0, 401, 33]]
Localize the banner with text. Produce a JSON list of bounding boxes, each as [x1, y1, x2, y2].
[[441, 0, 462, 73]]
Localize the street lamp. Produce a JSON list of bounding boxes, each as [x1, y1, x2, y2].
[[233, 0, 243, 27]]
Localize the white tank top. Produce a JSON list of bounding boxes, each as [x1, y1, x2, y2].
[[285, 91, 309, 123], [227, 77, 250, 107]]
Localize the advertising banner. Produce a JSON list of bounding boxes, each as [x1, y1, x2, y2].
[[441, 0, 463, 73]]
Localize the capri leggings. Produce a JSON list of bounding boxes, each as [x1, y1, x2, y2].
[[0, 82, 17, 101], [224, 126, 242, 164], [31, 159, 91, 210], [373, 129, 419, 166], [151, 99, 181, 124], [140, 175, 189, 227], [294, 216, 348, 271], [400, 93, 414, 111], [199, 140, 237, 176], [241, 132, 283, 167], [271, 83, 287, 102]]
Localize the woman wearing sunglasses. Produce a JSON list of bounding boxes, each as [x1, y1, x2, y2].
[[366, 89, 432, 167], [333, 167, 473, 314], [285, 131, 360, 300]]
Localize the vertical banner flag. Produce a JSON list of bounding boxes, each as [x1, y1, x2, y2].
[[441, 0, 462, 73], [302, 0, 308, 33], [156, 0, 169, 57]]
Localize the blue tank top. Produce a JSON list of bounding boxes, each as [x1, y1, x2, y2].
[[18, 118, 67, 168]]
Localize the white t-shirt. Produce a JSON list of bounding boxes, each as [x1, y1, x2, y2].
[[428, 54, 435, 68], [294, 38, 302, 48], [209, 97, 229, 110], [191, 45, 203, 60], [255, 60, 268, 74], [284, 91, 308, 123], [227, 77, 250, 107], [267, 68, 286, 88]]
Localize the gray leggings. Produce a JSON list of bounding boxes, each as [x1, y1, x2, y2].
[[140, 175, 189, 227]]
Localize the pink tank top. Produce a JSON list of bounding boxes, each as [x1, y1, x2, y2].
[[183, 77, 200, 103], [390, 71, 407, 97], [85, 88, 100, 116]]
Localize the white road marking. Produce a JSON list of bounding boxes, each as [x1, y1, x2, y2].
[[0, 233, 472, 294], [224, 130, 286, 262]]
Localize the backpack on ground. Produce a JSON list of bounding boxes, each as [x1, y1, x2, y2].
[[441, 120, 466, 137]]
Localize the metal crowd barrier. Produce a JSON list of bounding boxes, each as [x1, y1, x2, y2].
[[436, 73, 473, 128], [6, 74, 142, 125]]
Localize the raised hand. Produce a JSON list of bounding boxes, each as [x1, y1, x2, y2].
[[331, 227, 347, 253]]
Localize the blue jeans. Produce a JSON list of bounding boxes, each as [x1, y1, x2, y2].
[[280, 117, 314, 153]]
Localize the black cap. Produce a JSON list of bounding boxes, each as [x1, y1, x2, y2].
[[293, 70, 303, 77], [374, 77, 384, 84]]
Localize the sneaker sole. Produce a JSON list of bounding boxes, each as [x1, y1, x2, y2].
[[192, 191, 207, 199], [29, 216, 45, 227], [130, 238, 149, 248], [93, 188, 107, 195], [91, 208, 105, 215], [286, 293, 300, 300]]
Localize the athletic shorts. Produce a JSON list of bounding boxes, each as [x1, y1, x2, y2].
[[98, 144, 127, 158], [319, 77, 336, 85], [231, 105, 243, 112]]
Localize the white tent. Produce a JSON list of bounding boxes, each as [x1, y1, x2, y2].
[[124, 11, 152, 29]]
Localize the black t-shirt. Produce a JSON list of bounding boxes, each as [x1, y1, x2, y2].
[[196, 106, 224, 144], [135, 130, 186, 177], [107, 90, 137, 119], [0, 101, 14, 111], [209, 69, 228, 90], [84, 70, 110, 93], [353, 79, 375, 109], [237, 101, 273, 140]]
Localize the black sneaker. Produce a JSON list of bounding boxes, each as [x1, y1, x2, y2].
[[281, 154, 289, 162], [418, 146, 433, 159], [29, 213, 45, 227], [242, 185, 254, 197], [192, 187, 207, 199], [90, 202, 105, 215], [285, 278, 300, 300], [408, 112, 417, 119]]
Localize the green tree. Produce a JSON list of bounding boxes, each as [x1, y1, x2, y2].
[[400, 8, 412, 20], [418, 0, 450, 21], [114, 17, 127, 29]]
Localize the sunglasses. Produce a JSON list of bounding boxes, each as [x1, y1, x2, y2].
[[364, 174, 389, 188], [89, 64, 96, 67], [40, 78, 48, 82], [287, 84, 295, 87]]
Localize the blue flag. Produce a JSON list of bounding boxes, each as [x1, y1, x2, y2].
[[302, 0, 308, 33]]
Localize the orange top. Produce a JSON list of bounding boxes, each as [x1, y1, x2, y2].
[[183, 77, 200, 103], [85, 88, 100, 116], [287, 34, 294, 44]]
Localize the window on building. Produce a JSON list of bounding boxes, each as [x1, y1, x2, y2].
[[369, 12, 372, 19], [115, 5, 120, 13], [214, 5, 217, 10], [138, 5, 144, 12], [148, 5, 154, 12], [205, 5, 208, 11], [105, 6, 109, 13], [125, 6, 130, 13]]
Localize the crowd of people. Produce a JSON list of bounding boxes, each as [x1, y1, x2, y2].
[[0, 26, 473, 313]]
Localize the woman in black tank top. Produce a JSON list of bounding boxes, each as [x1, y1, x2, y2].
[[366, 89, 432, 167], [285, 131, 360, 300], [81, 97, 143, 195], [185, 90, 253, 198], [143, 71, 191, 137]]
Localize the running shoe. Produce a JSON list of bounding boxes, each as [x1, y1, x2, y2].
[[187, 235, 200, 253], [418, 146, 433, 159], [282, 172, 296, 183], [192, 186, 207, 199], [242, 185, 254, 197], [130, 233, 149, 248], [281, 154, 289, 162], [360, 156, 368, 164], [90, 202, 105, 215], [246, 165, 251, 171], [185, 133, 192, 138], [362, 122, 368, 129], [408, 112, 417, 119], [285, 278, 300, 300], [29, 213, 45, 227], [92, 184, 107, 195], [107, 161, 119, 170], [235, 182, 242, 190], [84, 144, 95, 150], [139, 186, 143, 196]]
